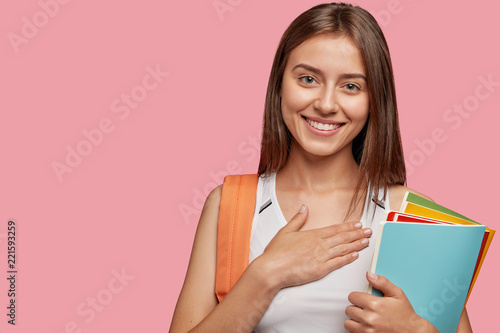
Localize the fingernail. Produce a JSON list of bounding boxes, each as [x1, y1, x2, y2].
[[361, 238, 369, 245], [368, 271, 378, 280], [352, 252, 359, 258], [354, 222, 362, 229], [363, 228, 372, 236], [299, 204, 307, 213]]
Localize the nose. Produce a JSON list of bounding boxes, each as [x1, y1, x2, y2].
[[313, 87, 339, 115]]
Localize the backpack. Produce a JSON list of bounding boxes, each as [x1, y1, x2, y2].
[[215, 174, 259, 302]]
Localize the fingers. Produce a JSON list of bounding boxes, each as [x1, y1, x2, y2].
[[323, 250, 362, 272], [348, 291, 379, 310], [347, 274, 405, 310], [324, 227, 371, 248], [317, 220, 364, 238], [299, 215, 371, 268], [344, 317, 363, 333], [321, 236, 369, 264], [315, 228, 370, 268], [365, 272, 403, 298], [278, 205, 372, 276], [345, 305, 364, 324], [345, 277, 419, 332], [281, 204, 309, 232], [317, 222, 371, 238]]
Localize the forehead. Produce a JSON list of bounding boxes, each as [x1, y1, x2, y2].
[[286, 34, 365, 75]]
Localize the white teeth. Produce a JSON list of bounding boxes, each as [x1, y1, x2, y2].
[[306, 118, 341, 131]]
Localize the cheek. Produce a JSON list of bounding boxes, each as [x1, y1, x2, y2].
[[281, 80, 311, 116], [344, 98, 369, 123]]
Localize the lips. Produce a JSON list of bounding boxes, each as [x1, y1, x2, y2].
[[303, 116, 344, 131]]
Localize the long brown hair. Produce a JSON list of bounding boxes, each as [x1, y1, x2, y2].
[[258, 3, 406, 218]]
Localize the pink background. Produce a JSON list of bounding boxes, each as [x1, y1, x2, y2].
[[1, 0, 498, 331]]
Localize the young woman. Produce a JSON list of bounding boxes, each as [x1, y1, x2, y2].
[[170, 3, 473, 332]]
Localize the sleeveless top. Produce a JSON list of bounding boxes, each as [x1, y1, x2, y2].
[[248, 173, 389, 333]]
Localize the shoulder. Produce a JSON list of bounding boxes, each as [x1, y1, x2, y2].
[[205, 185, 222, 208], [199, 185, 223, 223], [387, 184, 434, 211], [189, 185, 222, 244]]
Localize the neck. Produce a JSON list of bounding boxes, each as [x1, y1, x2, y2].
[[277, 141, 362, 193]]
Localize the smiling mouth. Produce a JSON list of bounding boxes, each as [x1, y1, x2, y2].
[[303, 116, 344, 131]]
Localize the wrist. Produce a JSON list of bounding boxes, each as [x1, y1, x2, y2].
[[250, 255, 283, 294]]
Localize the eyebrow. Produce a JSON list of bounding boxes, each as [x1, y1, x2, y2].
[[291, 63, 367, 81]]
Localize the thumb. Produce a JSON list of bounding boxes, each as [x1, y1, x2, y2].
[[366, 271, 402, 298], [282, 204, 308, 232]]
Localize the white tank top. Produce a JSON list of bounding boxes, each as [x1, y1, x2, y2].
[[248, 173, 389, 333]]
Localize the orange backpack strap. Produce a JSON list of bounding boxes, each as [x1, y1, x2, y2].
[[215, 174, 259, 302]]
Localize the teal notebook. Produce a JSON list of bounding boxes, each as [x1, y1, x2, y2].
[[369, 221, 485, 333]]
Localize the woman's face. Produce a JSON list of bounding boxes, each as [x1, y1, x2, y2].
[[280, 34, 369, 159]]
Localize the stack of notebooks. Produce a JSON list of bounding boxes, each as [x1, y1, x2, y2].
[[368, 192, 495, 332]]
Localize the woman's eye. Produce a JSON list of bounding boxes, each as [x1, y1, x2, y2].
[[344, 83, 360, 91], [299, 76, 317, 85]]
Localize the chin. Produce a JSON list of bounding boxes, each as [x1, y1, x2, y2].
[[299, 143, 348, 158]]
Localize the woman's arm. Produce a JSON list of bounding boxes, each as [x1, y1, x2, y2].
[[169, 185, 280, 332], [169, 186, 221, 332], [170, 185, 372, 332]]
